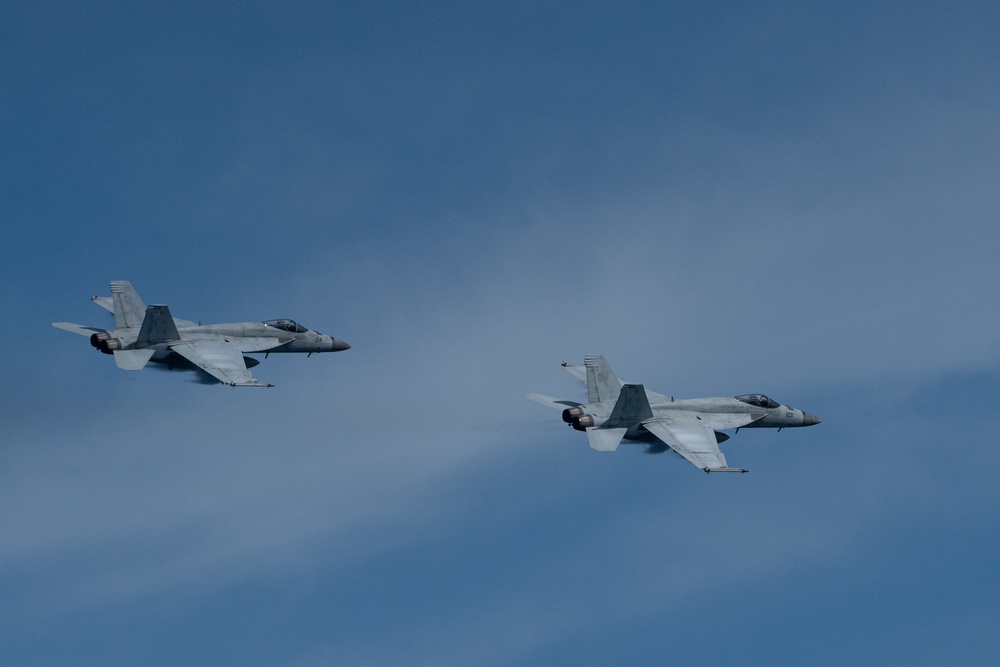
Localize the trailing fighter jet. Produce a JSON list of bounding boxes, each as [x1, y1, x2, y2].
[[53, 281, 350, 387], [526, 355, 820, 473]]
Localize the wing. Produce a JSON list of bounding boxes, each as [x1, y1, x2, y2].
[[524, 394, 582, 410], [642, 416, 746, 473], [53, 322, 105, 336], [170, 341, 273, 387]]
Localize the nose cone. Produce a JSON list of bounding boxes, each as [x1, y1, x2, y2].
[[329, 337, 351, 352], [802, 412, 821, 426]]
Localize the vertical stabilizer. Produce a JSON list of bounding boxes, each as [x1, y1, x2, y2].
[[111, 281, 147, 329], [585, 355, 622, 404], [137, 305, 180, 344], [607, 384, 653, 427]]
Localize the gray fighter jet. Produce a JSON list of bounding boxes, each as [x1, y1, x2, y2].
[[526, 355, 820, 473], [53, 281, 350, 387]]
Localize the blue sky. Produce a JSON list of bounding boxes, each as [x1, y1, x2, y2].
[[3, 1, 1000, 664]]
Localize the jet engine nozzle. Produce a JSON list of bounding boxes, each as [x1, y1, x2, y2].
[[571, 414, 596, 431], [562, 406, 586, 423], [89, 331, 121, 354]]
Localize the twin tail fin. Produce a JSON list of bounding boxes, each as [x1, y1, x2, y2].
[[110, 281, 146, 329]]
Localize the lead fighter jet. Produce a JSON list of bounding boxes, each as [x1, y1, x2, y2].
[[526, 355, 820, 473], [53, 281, 350, 387]]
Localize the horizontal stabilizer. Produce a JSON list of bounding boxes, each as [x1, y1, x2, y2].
[[561, 362, 587, 384], [91, 296, 114, 313], [586, 427, 628, 452], [52, 322, 104, 336], [524, 393, 582, 410], [114, 349, 155, 370]]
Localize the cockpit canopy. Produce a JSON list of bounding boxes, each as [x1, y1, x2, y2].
[[263, 319, 309, 333], [735, 394, 780, 409]]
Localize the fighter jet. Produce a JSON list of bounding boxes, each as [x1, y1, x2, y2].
[[53, 281, 350, 387], [526, 355, 820, 473]]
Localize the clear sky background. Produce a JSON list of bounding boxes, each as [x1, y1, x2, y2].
[[3, 2, 999, 665]]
